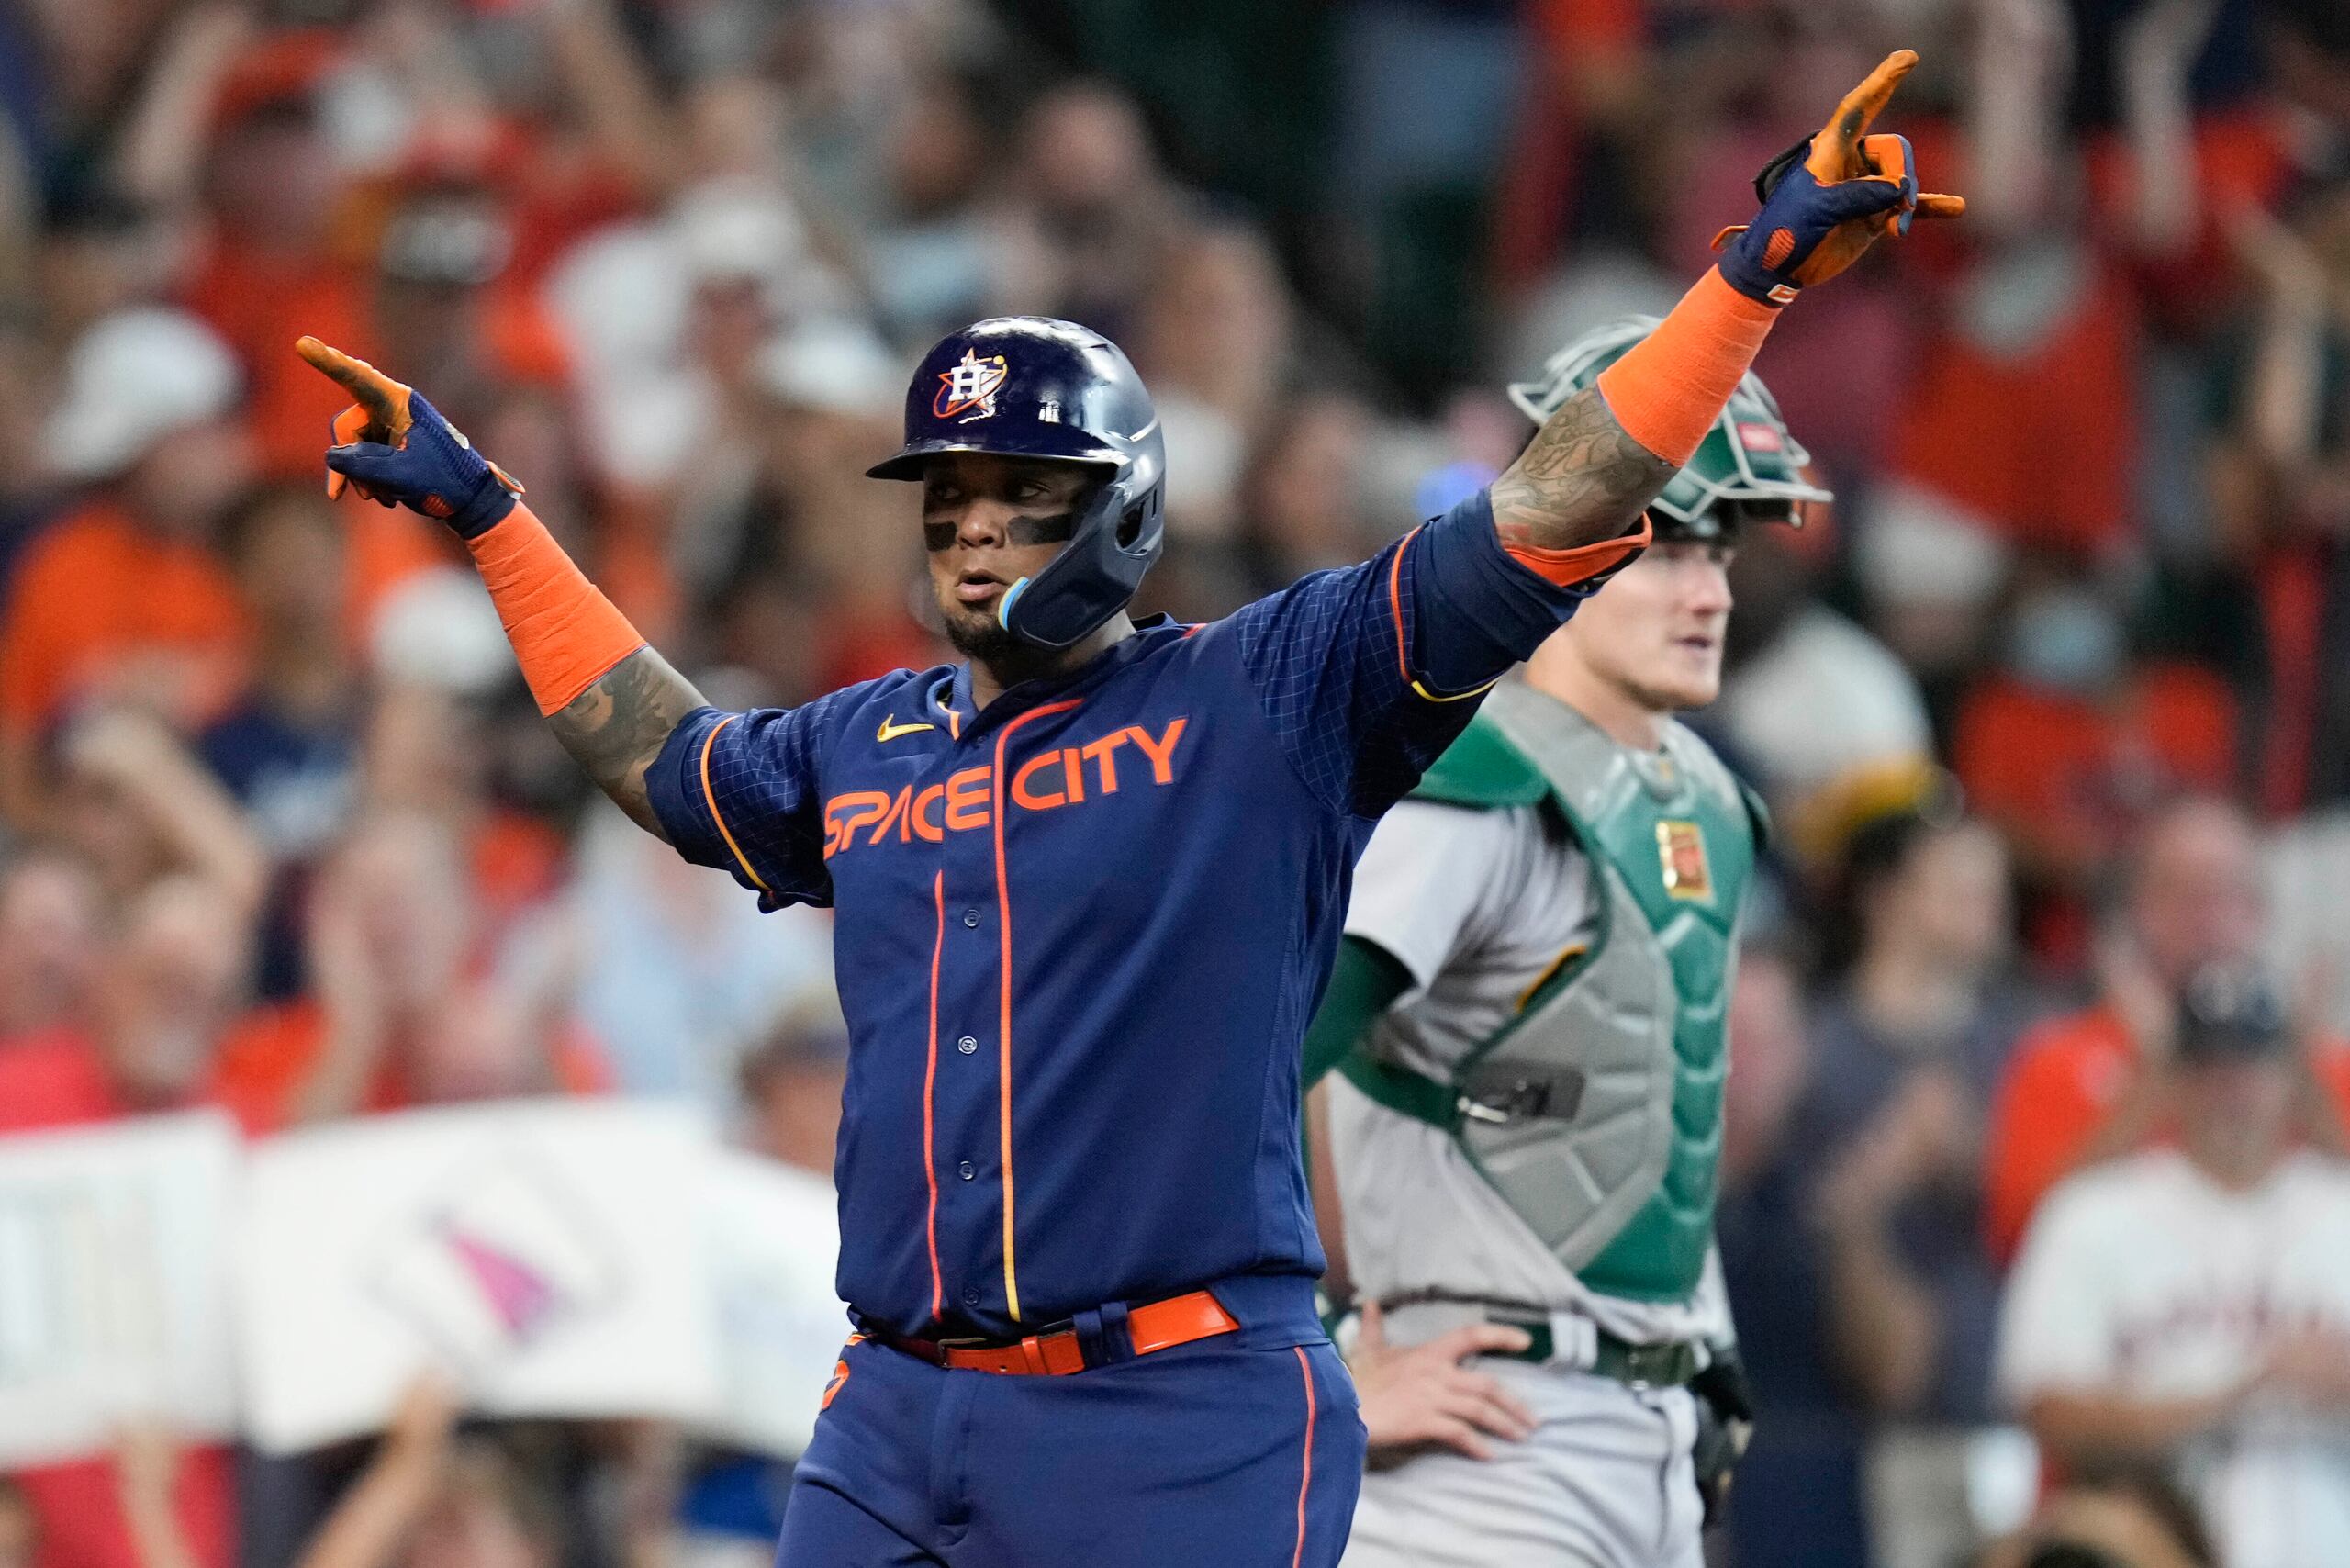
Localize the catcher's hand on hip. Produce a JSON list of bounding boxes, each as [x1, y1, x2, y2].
[[295, 336, 523, 538], [1350, 1301, 1539, 1462], [1712, 50, 1965, 305]]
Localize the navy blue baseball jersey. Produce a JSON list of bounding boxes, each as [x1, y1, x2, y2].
[[645, 491, 1606, 1339]]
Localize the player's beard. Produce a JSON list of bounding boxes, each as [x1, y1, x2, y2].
[[943, 608, 1063, 686], [943, 611, 1024, 666]]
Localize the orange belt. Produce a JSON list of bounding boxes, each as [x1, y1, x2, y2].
[[879, 1290, 1238, 1376]]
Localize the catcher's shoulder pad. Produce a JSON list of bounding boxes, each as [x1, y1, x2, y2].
[[1409, 712, 1549, 809]]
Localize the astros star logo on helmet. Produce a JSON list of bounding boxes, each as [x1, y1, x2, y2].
[[934, 349, 1010, 423]]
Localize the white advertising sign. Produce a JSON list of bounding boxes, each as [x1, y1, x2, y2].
[[699, 1149, 846, 1459], [237, 1099, 722, 1453], [0, 1111, 241, 1467]]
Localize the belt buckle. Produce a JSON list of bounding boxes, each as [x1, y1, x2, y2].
[[939, 1321, 1084, 1375], [1545, 1312, 1599, 1371], [934, 1316, 1075, 1351], [1622, 1340, 1692, 1389]]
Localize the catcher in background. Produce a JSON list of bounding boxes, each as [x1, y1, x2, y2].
[[1303, 330, 1828, 1567]]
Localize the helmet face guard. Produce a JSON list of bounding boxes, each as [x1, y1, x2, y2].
[[869, 317, 1166, 650], [1507, 316, 1831, 543]]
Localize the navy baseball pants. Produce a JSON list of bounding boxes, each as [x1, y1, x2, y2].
[[777, 1299, 1364, 1566]]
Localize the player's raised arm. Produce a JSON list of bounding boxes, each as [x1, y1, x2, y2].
[[295, 338, 700, 837], [1487, 50, 1962, 568]]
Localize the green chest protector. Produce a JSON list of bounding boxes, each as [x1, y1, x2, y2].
[[1342, 680, 1761, 1303]]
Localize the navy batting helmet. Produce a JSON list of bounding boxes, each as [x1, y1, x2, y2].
[[868, 317, 1166, 650]]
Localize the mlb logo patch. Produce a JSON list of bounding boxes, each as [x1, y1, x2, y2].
[[935, 350, 1010, 422], [1655, 820, 1713, 902]]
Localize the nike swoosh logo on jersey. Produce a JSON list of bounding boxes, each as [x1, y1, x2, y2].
[[878, 717, 936, 743]]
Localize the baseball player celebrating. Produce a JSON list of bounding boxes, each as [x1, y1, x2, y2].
[[1303, 330, 1828, 1563], [294, 52, 1952, 1568]]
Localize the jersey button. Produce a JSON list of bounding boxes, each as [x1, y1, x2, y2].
[[961, 1285, 980, 1306], [958, 1160, 975, 1180], [962, 908, 981, 928], [957, 1036, 978, 1055]]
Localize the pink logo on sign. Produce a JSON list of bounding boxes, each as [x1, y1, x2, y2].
[[443, 1227, 560, 1339]]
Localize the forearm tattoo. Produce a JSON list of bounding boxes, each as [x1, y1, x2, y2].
[[547, 647, 706, 838], [1487, 386, 1677, 554]]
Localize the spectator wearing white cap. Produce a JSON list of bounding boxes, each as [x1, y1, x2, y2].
[[0, 307, 253, 829]]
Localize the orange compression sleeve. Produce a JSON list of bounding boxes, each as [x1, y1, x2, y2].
[[463, 505, 648, 716], [1593, 266, 1780, 467]]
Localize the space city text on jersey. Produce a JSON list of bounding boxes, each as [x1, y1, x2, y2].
[[822, 717, 1191, 858]]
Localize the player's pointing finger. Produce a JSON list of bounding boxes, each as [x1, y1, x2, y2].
[[1808, 50, 1918, 181], [297, 336, 417, 499], [295, 337, 412, 437]]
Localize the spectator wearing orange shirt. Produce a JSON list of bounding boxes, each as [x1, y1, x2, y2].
[[0, 309, 256, 830], [168, 39, 372, 487], [113, 12, 569, 519], [364, 181, 571, 443], [1954, 567, 2238, 967], [1982, 795, 2350, 1264]]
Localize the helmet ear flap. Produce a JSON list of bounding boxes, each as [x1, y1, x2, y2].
[[1114, 482, 1161, 550], [1000, 473, 1163, 649]]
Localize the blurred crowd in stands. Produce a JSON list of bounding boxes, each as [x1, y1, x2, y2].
[[1, 0, 2349, 1564]]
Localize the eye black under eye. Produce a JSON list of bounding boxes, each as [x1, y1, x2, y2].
[[923, 521, 957, 552], [1008, 513, 1076, 547]]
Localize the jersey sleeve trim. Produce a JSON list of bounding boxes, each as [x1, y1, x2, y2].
[[699, 714, 771, 892], [1388, 528, 1501, 703], [1498, 511, 1653, 588]]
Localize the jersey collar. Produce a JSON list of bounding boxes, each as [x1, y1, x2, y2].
[[932, 615, 1182, 742]]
